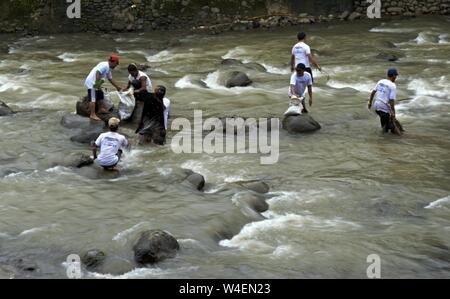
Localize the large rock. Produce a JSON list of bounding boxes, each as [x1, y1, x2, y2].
[[225, 71, 252, 88], [133, 230, 180, 265], [0, 101, 14, 116], [61, 113, 105, 130], [70, 127, 104, 144], [221, 59, 244, 67], [282, 114, 321, 134], [76, 97, 119, 123]]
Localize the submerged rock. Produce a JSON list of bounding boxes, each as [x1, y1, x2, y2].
[[225, 71, 252, 88], [282, 114, 321, 134], [0, 101, 14, 116], [64, 153, 94, 168], [376, 52, 404, 62], [239, 181, 270, 194], [95, 256, 135, 276], [133, 230, 180, 265], [237, 193, 269, 213], [81, 249, 106, 269]]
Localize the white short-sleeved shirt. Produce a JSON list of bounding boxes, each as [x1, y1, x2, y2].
[[128, 71, 152, 91], [85, 62, 112, 89], [94, 132, 128, 167], [292, 42, 311, 68], [163, 97, 170, 130], [373, 79, 397, 113], [288, 72, 313, 97]]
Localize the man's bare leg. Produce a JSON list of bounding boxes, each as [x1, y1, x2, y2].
[[89, 102, 101, 121]]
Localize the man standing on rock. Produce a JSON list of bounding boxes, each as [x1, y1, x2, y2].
[[368, 68, 402, 134], [85, 55, 123, 121], [289, 63, 313, 113], [92, 117, 129, 170], [291, 32, 321, 82]]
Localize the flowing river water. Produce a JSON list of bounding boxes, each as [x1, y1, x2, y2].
[[0, 16, 449, 279]]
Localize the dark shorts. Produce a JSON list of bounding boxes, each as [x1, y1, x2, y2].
[[376, 110, 393, 133], [87, 89, 104, 103], [305, 67, 314, 83], [102, 150, 123, 170]]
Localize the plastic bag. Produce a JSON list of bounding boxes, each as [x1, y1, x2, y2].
[[284, 96, 304, 116], [117, 89, 136, 120], [102, 91, 114, 111]]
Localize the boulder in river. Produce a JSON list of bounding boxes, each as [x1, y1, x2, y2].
[[61, 113, 105, 130], [133, 230, 180, 265], [225, 71, 252, 88], [76, 96, 119, 123], [185, 173, 206, 191], [0, 101, 14, 116], [282, 114, 321, 134]]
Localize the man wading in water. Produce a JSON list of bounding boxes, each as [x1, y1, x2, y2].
[[291, 32, 321, 82], [92, 117, 129, 170], [368, 68, 403, 135], [84, 55, 123, 121], [289, 63, 313, 113]]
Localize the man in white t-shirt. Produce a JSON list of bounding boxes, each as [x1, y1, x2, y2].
[[84, 55, 123, 121], [290, 32, 321, 82], [288, 63, 313, 113], [368, 68, 401, 134], [92, 117, 129, 170], [126, 63, 153, 102]]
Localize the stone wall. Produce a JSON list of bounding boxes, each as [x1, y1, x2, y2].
[[354, 0, 450, 16], [0, 0, 449, 35]]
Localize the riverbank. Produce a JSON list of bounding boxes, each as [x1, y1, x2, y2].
[[0, 0, 449, 35]]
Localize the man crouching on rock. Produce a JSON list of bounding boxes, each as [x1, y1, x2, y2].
[[85, 55, 123, 121], [92, 117, 129, 170]]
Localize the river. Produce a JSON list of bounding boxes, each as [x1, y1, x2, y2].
[[0, 16, 449, 279]]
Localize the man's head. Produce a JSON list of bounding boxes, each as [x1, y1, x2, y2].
[[387, 68, 398, 82], [108, 117, 120, 132], [297, 32, 306, 41], [154, 85, 166, 100], [108, 54, 120, 69], [128, 63, 138, 78], [296, 63, 306, 75]]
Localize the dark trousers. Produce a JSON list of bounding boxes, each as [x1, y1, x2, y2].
[[305, 67, 314, 83], [376, 110, 393, 133]]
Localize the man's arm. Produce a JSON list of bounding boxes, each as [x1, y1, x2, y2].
[[135, 77, 148, 93], [92, 143, 98, 159], [125, 81, 131, 91], [290, 54, 296, 72], [108, 78, 123, 92], [290, 84, 298, 97], [307, 85, 313, 106], [93, 71, 103, 89], [389, 100, 396, 119], [368, 90, 376, 109], [307, 54, 321, 71]]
